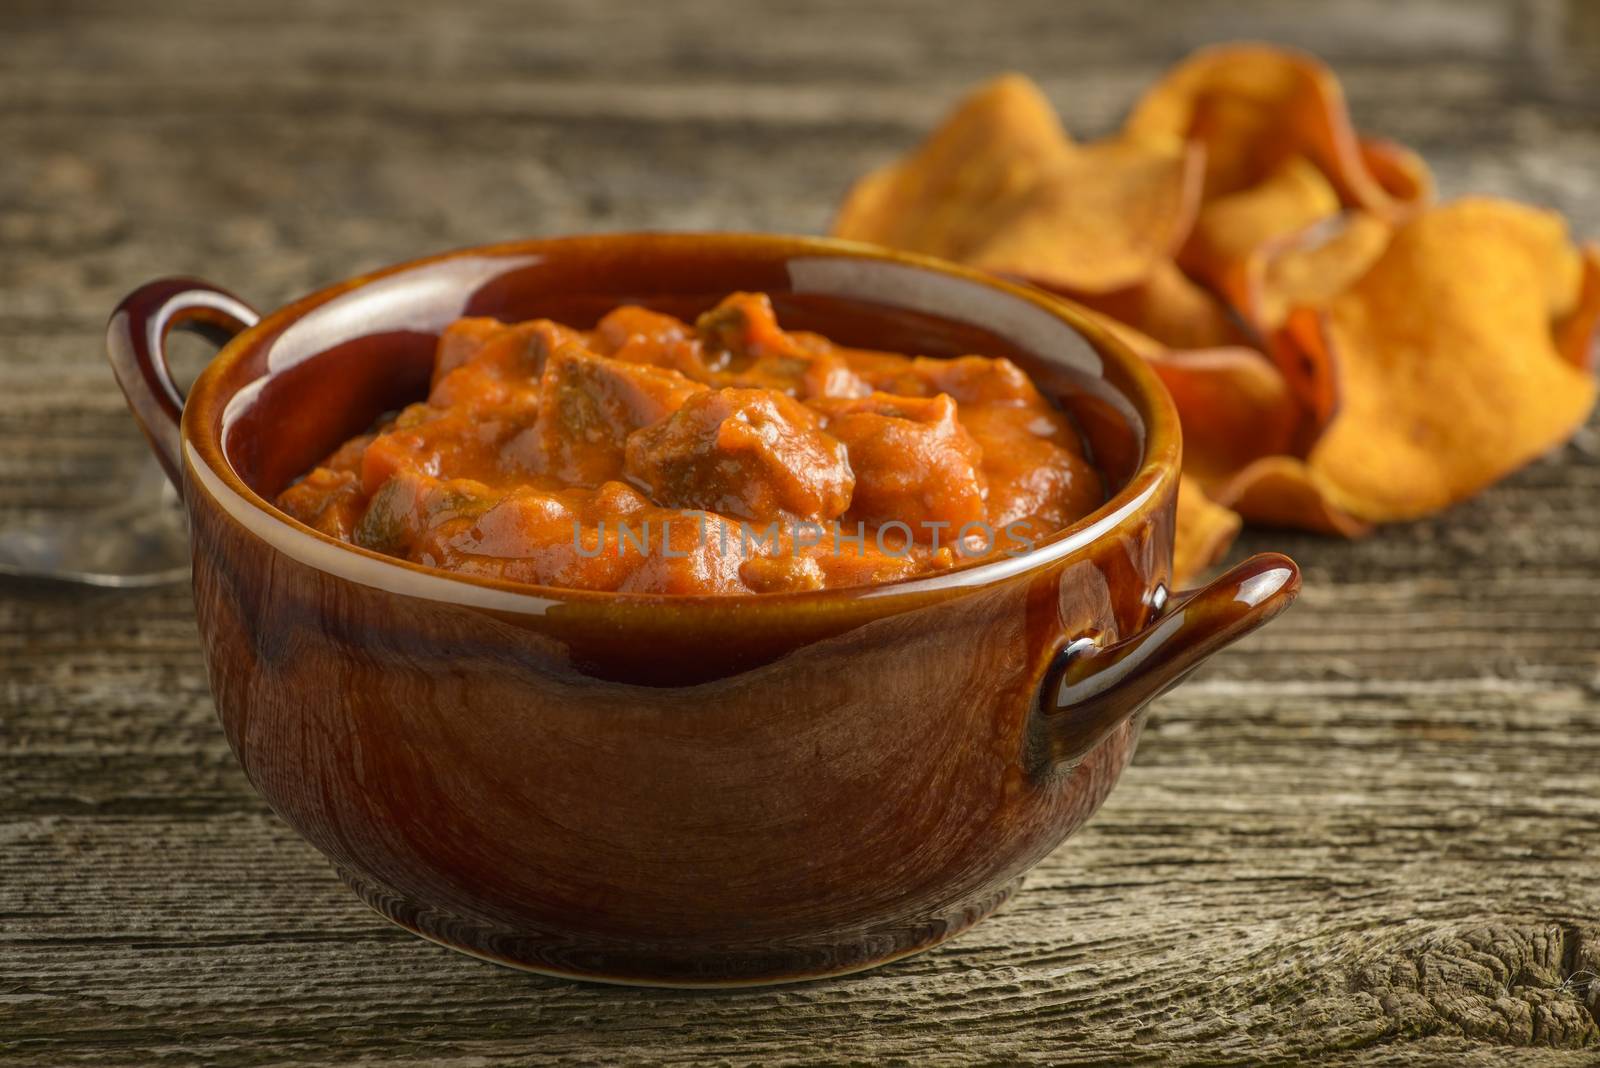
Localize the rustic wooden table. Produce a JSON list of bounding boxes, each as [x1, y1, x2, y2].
[[4, 1, 1599, 1063]]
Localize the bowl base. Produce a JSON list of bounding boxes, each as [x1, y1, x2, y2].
[[335, 866, 1023, 987]]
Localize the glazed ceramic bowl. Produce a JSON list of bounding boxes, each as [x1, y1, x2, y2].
[[107, 233, 1298, 986]]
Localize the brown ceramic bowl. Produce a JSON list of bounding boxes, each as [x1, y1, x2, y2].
[[107, 233, 1298, 986]]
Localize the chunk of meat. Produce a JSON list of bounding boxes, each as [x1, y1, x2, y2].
[[277, 466, 366, 539], [837, 349, 1101, 531], [614, 508, 749, 595], [695, 292, 801, 366], [912, 355, 1042, 405], [432, 318, 507, 381], [815, 392, 988, 533], [689, 293, 868, 400], [431, 483, 638, 591], [428, 481, 750, 595], [591, 305, 693, 357], [277, 426, 398, 539], [430, 318, 583, 409], [625, 388, 855, 522], [351, 473, 497, 560], [358, 400, 535, 496], [846, 352, 1041, 406], [533, 344, 707, 486]]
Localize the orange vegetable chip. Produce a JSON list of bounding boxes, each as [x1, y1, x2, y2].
[[1085, 309, 1299, 524], [1245, 211, 1393, 332], [1211, 456, 1371, 538], [832, 74, 1071, 263], [1272, 304, 1340, 438], [833, 75, 1201, 294], [830, 55, 1595, 565], [1124, 43, 1432, 217], [1555, 243, 1600, 373], [1173, 474, 1241, 586], [1359, 138, 1435, 207], [1180, 155, 1341, 294], [1145, 345, 1301, 488], [959, 135, 1201, 293], [1291, 198, 1596, 522], [1068, 260, 1245, 352]]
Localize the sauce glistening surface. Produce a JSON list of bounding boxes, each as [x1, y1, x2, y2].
[[275, 293, 1102, 594]]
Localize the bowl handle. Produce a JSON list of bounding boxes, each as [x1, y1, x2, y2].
[[106, 278, 259, 491], [1039, 552, 1300, 767]]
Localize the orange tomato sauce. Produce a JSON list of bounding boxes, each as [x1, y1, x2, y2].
[[276, 293, 1102, 594]]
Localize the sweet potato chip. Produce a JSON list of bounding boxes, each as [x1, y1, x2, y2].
[[1086, 309, 1300, 521], [1211, 456, 1371, 538], [1229, 213, 1395, 443], [831, 55, 1595, 566], [1359, 138, 1435, 207], [1145, 345, 1301, 488], [1272, 304, 1340, 437], [832, 75, 1200, 294], [1292, 198, 1596, 522], [1245, 211, 1393, 332], [1174, 474, 1241, 586], [1124, 43, 1431, 217], [1180, 155, 1341, 294], [1555, 243, 1600, 373], [1068, 260, 1245, 351], [959, 135, 1201, 293], [832, 74, 1071, 263]]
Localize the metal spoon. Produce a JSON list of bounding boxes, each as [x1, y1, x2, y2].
[[0, 457, 189, 587]]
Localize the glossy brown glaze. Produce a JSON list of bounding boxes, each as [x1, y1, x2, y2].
[[107, 233, 1299, 985]]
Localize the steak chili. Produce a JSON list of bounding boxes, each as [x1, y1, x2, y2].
[[275, 293, 1102, 594]]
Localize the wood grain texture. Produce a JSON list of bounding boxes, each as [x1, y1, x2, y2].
[[1, 0, 1597, 1063]]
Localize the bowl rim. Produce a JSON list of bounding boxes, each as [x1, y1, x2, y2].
[[181, 231, 1182, 616]]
